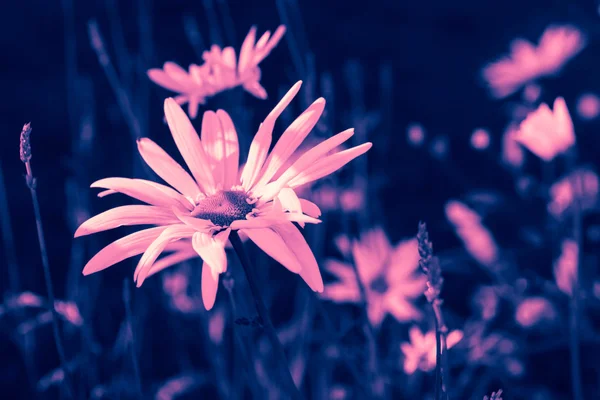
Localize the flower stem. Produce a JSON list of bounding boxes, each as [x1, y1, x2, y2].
[[567, 153, 584, 400], [122, 279, 143, 396], [229, 231, 303, 400], [432, 299, 449, 400], [21, 123, 74, 399]]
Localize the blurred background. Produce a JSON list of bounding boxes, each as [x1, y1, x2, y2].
[[1, 0, 600, 399]]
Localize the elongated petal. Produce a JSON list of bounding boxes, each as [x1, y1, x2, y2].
[[324, 259, 356, 282], [91, 178, 190, 210], [216, 110, 240, 189], [299, 199, 321, 218], [147, 248, 198, 278], [241, 81, 302, 189], [253, 98, 326, 190], [148, 69, 188, 93], [82, 226, 167, 275], [137, 138, 202, 198], [201, 111, 225, 188], [164, 98, 216, 194], [255, 30, 272, 51], [175, 213, 214, 232], [243, 81, 268, 100], [272, 222, 323, 292], [238, 26, 257, 74], [192, 230, 229, 279], [253, 25, 286, 65], [289, 143, 372, 188], [164, 62, 189, 80], [134, 225, 196, 286], [277, 188, 302, 213], [75, 205, 178, 237], [242, 228, 302, 273], [201, 261, 219, 310], [221, 47, 237, 70], [230, 218, 280, 230]]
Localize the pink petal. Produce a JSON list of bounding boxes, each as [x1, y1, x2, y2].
[[242, 228, 302, 273], [201, 261, 219, 310], [164, 98, 217, 194], [82, 226, 167, 275], [272, 222, 323, 292], [137, 138, 202, 199], [253, 25, 286, 65], [147, 248, 198, 278], [75, 205, 178, 238], [91, 178, 190, 211], [243, 80, 268, 100], [192, 230, 229, 279], [216, 110, 240, 189], [134, 225, 196, 286], [321, 283, 361, 303], [253, 98, 326, 190], [277, 188, 302, 213], [299, 199, 321, 218], [288, 143, 372, 188], [147, 68, 188, 93], [201, 111, 225, 187], [240, 81, 302, 190], [238, 26, 257, 74]]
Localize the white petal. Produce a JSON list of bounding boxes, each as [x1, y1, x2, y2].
[[163, 62, 190, 80], [91, 178, 191, 211], [75, 205, 178, 237], [253, 98, 326, 190], [299, 199, 321, 218], [175, 212, 215, 232], [134, 225, 196, 286], [242, 228, 302, 273], [137, 138, 202, 198], [288, 143, 372, 188], [272, 222, 323, 292], [255, 30, 271, 51], [164, 98, 217, 194], [192, 230, 229, 279], [82, 226, 167, 275], [201, 111, 225, 188], [240, 81, 302, 189], [277, 188, 302, 213], [202, 261, 219, 310]]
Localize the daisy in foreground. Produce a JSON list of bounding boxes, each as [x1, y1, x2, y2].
[[321, 228, 426, 327], [75, 81, 371, 310], [148, 25, 285, 119]]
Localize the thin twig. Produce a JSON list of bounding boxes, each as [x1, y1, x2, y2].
[[229, 231, 303, 400], [20, 123, 74, 399]]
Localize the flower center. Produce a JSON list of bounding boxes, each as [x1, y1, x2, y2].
[[192, 190, 253, 227], [370, 275, 389, 294]]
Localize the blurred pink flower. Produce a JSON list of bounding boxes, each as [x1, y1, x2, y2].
[[502, 124, 525, 168], [548, 168, 598, 218], [75, 81, 371, 310], [470, 128, 491, 150], [576, 93, 600, 120], [554, 239, 578, 296], [472, 286, 499, 321], [321, 228, 426, 327], [400, 326, 463, 374], [148, 26, 286, 118], [406, 123, 426, 147], [515, 296, 556, 328], [445, 200, 498, 267], [208, 307, 226, 345], [516, 97, 575, 161], [464, 323, 524, 376], [483, 25, 585, 98]]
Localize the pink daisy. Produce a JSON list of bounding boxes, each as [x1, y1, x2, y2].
[[75, 81, 371, 310], [148, 25, 286, 119]]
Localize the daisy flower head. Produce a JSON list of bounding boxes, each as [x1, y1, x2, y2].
[[321, 228, 426, 327], [516, 97, 575, 161], [148, 25, 286, 119], [400, 326, 463, 375], [75, 81, 372, 310], [482, 25, 585, 98]]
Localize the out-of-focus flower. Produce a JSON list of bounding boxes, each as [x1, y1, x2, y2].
[[208, 307, 226, 345], [548, 168, 598, 218], [54, 300, 84, 327], [554, 239, 578, 296], [515, 296, 556, 328], [502, 124, 525, 168], [75, 81, 371, 310], [407, 123, 426, 147], [464, 323, 524, 377], [321, 228, 426, 327], [516, 97, 575, 161], [576, 93, 600, 120], [471, 128, 491, 150], [483, 25, 585, 98], [472, 286, 499, 321], [148, 26, 286, 118], [445, 200, 498, 267], [523, 83, 542, 103], [400, 326, 463, 374], [429, 135, 449, 159], [484, 389, 503, 400]]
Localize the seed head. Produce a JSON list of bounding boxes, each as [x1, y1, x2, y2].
[[20, 123, 32, 164]]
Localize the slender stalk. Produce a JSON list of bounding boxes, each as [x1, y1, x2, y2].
[[347, 255, 386, 398], [567, 154, 584, 400], [229, 231, 303, 400], [122, 279, 143, 396], [19, 123, 74, 399]]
